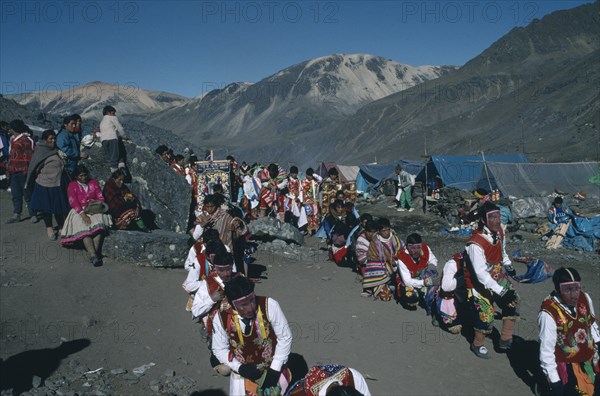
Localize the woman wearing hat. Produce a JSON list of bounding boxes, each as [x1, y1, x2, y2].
[[60, 165, 112, 266]]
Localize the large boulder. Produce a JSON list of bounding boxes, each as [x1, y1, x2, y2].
[[82, 140, 192, 233], [248, 217, 304, 245], [103, 229, 190, 268]]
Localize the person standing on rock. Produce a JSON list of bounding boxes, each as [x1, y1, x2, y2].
[[56, 115, 86, 177], [463, 201, 519, 359], [538, 267, 600, 396], [99, 105, 127, 174], [5, 120, 36, 224], [212, 276, 293, 396]]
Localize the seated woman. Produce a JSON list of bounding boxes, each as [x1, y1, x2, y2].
[[60, 165, 112, 266], [102, 169, 149, 232]]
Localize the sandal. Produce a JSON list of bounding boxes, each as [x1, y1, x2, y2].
[[470, 344, 491, 359]]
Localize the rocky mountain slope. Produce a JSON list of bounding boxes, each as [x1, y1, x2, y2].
[[7, 82, 189, 120], [144, 54, 456, 164], [328, 2, 600, 164]]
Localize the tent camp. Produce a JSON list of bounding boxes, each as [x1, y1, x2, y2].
[[416, 154, 529, 192], [356, 160, 425, 193], [476, 162, 600, 199], [315, 162, 360, 183]]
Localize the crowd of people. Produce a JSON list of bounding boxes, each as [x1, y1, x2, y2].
[[161, 149, 598, 395], [1, 111, 147, 266], [2, 115, 598, 395]]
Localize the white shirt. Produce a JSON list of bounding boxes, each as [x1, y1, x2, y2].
[[99, 114, 125, 141], [182, 244, 234, 293], [538, 293, 600, 383], [465, 227, 511, 295], [211, 297, 292, 373], [441, 258, 460, 292], [397, 246, 438, 288], [191, 276, 225, 318]]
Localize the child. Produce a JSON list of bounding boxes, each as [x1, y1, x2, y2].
[[99, 105, 127, 173]]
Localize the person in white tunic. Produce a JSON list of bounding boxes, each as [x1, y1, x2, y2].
[[212, 276, 292, 396], [538, 267, 600, 396]]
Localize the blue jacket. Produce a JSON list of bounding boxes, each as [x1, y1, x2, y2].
[[548, 205, 573, 224], [56, 129, 81, 173]]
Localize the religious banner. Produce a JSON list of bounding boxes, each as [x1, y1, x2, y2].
[[194, 160, 231, 208]]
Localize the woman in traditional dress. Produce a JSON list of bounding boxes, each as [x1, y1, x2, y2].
[[60, 165, 112, 266], [27, 129, 70, 240], [102, 169, 148, 231]]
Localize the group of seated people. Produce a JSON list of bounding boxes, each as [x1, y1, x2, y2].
[[59, 164, 149, 266]]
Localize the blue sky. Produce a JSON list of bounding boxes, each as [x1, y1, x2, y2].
[[0, 0, 591, 98]]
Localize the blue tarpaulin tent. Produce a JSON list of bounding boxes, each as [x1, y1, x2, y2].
[[417, 154, 529, 192], [356, 160, 425, 192]]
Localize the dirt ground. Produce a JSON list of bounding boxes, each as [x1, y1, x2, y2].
[[1, 190, 599, 395]]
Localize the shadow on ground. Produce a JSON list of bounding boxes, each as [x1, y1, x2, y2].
[[0, 339, 91, 394]]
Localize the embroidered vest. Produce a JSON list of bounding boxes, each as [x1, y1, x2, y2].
[[397, 243, 430, 278], [287, 364, 355, 396], [463, 229, 504, 291], [218, 296, 277, 366], [540, 293, 596, 363], [288, 178, 300, 197]]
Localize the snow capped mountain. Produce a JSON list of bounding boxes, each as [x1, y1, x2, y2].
[[145, 54, 456, 153], [9, 81, 190, 120]]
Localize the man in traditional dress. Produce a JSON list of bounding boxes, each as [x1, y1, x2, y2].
[[285, 166, 303, 226], [195, 194, 248, 252], [212, 276, 293, 396], [191, 252, 239, 376], [182, 229, 229, 311], [395, 233, 439, 311], [320, 168, 341, 217], [538, 267, 600, 396], [300, 168, 322, 235], [463, 201, 519, 359], [285, 364, 371, 396], [171, 154, 186, 177], [259, 163, 288, 218]]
